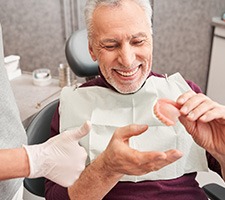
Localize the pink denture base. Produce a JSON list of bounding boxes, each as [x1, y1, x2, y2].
[[154, 98, 181, 126]]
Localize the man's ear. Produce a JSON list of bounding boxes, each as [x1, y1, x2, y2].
[[88, 42, 97, 61]]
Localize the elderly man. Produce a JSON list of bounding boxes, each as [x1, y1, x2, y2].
[[45, 0, 225, 199]]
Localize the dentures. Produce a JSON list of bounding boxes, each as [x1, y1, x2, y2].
[[154, 98, 181, 126]]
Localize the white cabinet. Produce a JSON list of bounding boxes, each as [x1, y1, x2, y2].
[[206, 18, 225, 104]]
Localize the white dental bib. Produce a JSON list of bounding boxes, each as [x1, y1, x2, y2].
[[59, 73, 208, 182]]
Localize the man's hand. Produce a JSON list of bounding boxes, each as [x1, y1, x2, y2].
[[101, 124, 183, 177], [24, 121, 91, 187], [177, 91, 225, 172], [68, 124, 183, 200]]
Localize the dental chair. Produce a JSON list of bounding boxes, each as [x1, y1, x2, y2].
[[23, 99, 59, 198], [23, 28, 225, 200], [203, 183, 225, 200], [65, 28, 99, 78]]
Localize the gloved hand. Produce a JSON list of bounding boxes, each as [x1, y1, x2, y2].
[[23, 121, 91, 187]]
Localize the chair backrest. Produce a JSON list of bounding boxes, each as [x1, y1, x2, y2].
[[65, 29, 99, 77], [23, 99, 59, 197]]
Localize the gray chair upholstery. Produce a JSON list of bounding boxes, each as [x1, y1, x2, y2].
[[23, 99, 59, 197], [203, 183, 225, 200], [65, 28, 99, 77]]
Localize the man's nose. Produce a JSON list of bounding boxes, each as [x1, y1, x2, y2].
[[117, 44, 135, 67]]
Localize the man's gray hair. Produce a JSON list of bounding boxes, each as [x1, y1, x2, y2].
[[84, 0, 153, 38]]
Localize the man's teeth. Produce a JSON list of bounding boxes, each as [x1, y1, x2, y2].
[[117, 67, 139, 77]]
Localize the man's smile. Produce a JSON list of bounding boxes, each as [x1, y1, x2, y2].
[[114, 65, 141, 77]]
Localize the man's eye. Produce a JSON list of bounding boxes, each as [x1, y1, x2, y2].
[[133, 40, 144, 45], [104, 45, 117, 50]]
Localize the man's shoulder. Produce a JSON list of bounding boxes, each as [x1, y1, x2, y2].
[[185, 79, 202, 93], [150, 71, 202, 93], [80, 76, 105, 87]]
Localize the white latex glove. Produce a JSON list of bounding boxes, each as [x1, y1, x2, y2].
[[23, 121, 91, 187]]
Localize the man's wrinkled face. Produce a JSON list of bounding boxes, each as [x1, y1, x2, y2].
[[89, 1, 153, 94]]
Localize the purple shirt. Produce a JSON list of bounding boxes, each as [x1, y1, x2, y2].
[[45, 72, 221, 200]]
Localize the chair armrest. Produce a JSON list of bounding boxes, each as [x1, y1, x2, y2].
[[203, 183, 225, 200]]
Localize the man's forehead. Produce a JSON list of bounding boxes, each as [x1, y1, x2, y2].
[[99, 32, 148, 43]]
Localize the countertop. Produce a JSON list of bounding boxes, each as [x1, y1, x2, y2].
[[212, 17, 225, 28], [10, 72, 61, 127]]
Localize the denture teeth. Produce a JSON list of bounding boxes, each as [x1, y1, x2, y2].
[[153, 98, 181, 126], [154, 105, 173, 126]]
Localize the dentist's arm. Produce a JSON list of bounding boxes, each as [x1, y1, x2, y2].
[[0, 121, 90, 187], [0, 147, 30, 179]]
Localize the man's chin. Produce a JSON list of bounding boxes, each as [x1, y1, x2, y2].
[[106, 75, 148, 94], [113, 83, 144, 94]]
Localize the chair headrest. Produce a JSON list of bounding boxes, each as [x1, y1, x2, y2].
[[65, 29, 99, 77]]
